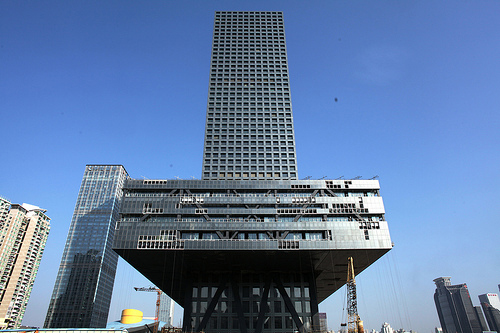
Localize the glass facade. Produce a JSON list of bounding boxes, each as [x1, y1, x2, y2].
[[45, 165, 128, 328], [185, 272, 316, 333]]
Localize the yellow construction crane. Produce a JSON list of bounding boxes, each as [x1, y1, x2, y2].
[[134, 286, 162, 322], [343, 257, 364, 333]]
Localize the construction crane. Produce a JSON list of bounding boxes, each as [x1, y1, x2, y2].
[[134, 286, 162, 322], [343, 257, 364, 333]]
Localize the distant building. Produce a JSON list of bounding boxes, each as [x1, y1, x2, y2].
[[381, 322, 394, 333], [473, 305, 488, 330], [317, 312, 328, 332], [44, 165, 129, 328], [479, 293, 500, 332], [159, 293, 174, 327], [434, 328, 443, 333], [0, 197, 51, 329], [433, 277, 487, 333]]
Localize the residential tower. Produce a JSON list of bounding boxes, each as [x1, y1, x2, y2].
[[0, 197, 50, 329]]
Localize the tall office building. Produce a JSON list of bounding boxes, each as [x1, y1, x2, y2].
[[479, 293, 500, 332], [0, 197, 50, 329], [433, 277, 487, 333], [114, 11, 392, 333], [45, 165, 128, 328], [201, 11, 296, 181]]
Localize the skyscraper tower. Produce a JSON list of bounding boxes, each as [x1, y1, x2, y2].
[[433, 277, 487, 333], [202, 11, 296, 181], [0, 198, 50, 329], [479, 293, 500, 332], [45, 165, 128, 328], [114, 11, 392, 333]]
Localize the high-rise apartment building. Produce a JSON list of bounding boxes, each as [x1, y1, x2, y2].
[[45, 165, 128, 328], [433, 277, 487, 333], [0, 197, 50, 329], [479, 293, 500, 332], [114, 11, 392, 333], [0, 197, 10, 231]]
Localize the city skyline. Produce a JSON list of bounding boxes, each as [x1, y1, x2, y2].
[[1, 1, 499, 332]]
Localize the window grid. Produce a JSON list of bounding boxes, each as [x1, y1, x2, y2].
[[202, 11, 298, 181]]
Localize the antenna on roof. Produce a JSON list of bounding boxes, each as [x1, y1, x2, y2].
[[353, 176, 362, 180], [335, 176, 344, 180], [319, 176, 328, 180], [369, 175, 379, 180], [302, 176, 312, 180]]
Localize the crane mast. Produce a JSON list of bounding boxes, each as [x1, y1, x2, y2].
[[346, 257, 364, 333]]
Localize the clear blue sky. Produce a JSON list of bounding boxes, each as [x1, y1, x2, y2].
[[1, 1, 499, 332]]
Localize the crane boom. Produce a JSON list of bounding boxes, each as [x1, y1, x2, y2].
[[134, 287, 158, 292], [346, 257, 364, 333], [134, 286, 162, 321]]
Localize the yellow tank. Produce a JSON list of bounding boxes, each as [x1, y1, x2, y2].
[[121, 309, 143, 324]]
